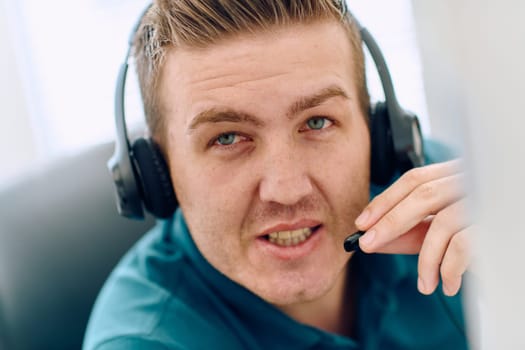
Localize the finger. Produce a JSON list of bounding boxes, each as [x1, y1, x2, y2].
[[359, 174, 465, 252], [440, 228, 472, 296], [369, 218, 432, 254], [356, 159, 463, 230], [417, 199, 468, 295]]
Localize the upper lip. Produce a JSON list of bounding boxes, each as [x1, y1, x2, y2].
[[258, 219, 323, 237]]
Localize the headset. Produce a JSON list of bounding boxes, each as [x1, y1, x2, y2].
[[108, 1, 425, 220]]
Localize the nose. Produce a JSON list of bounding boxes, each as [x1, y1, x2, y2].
[[258, 142, 314, 206]]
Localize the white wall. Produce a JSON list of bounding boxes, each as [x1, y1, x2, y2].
[[349, 0, 431, 136], [412, 1, 525, 349], [0, 0, 37, 185]]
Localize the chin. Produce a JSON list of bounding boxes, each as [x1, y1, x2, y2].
[[250, 267, 344, 306]]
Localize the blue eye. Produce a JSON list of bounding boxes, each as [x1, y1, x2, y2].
[[216, 133, 237, 145], [307, 117, 329, 130]]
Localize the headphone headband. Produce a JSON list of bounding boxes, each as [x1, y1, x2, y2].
[[343, 8, 424, 169], [107, 4, 157, 219]]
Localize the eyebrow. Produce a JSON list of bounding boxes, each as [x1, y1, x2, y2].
[[188, 108, 265, 131], [286, 85, 350, 118], [188, 85, 349, 131]]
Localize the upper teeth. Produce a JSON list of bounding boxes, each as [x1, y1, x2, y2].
[[268, 227, 312, 246]]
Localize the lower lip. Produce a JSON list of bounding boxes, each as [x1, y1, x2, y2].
[[254, 226, 324, 261]]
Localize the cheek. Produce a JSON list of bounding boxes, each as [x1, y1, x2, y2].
[[319, 121, 370, 181], [167, 145, 255, 238], [314, 123, 371, 220], [168, 155, 247, 267], [323, 153, 369, 214]]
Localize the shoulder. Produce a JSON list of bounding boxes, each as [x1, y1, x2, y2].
[[423, 138, 459, 164], [83, 221, 201, 349], [84, 219, 246, 350]]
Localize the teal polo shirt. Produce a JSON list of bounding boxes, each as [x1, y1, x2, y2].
[[83, 140, 469, 350]]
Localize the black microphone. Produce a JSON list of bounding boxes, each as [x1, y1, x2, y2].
[[343, 231, 365, 252]]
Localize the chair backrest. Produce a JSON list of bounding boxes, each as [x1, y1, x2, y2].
[[0, 142, 154, 350]]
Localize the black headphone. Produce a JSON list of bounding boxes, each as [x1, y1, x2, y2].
[[108, 2, 425, 220]]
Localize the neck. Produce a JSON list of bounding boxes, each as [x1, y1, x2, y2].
[[278, 262, 357, 337]]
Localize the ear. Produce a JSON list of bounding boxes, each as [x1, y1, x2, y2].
[[369, 102, 397, 186], [131, 138, 178, 218]]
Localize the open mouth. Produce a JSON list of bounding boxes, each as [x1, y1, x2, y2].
[[263, 225, 322, 247]]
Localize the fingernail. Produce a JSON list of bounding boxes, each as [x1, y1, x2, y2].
[[418, 276, 428, 294], [359, 229, 375, 247], [442, 284, 452, 296], [355, 209, 370, 227], [443, 279, 460, 296]]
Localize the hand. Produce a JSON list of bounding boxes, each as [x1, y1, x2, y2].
[[356, 159, 471, 296]]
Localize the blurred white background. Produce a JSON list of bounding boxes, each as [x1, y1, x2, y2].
[[0, 0, 429, 186], [412, 1, 525, 349], [1, 0, 150, 186]]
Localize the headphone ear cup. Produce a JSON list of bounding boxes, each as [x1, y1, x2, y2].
[[131, 138, 178, 218], [370, 102, 397, 186]]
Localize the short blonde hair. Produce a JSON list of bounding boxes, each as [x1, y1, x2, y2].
[[133, 0, 369, 144]]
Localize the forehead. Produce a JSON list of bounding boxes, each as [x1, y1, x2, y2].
[[158, 20, 357, 123]]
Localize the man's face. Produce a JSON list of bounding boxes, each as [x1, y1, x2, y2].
[[159, 20, 370, 306]]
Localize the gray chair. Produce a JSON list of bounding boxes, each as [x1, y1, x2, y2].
[[0, 142, 155, 350]]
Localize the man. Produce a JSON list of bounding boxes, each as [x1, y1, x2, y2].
[[84, 0, 470, 349]]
